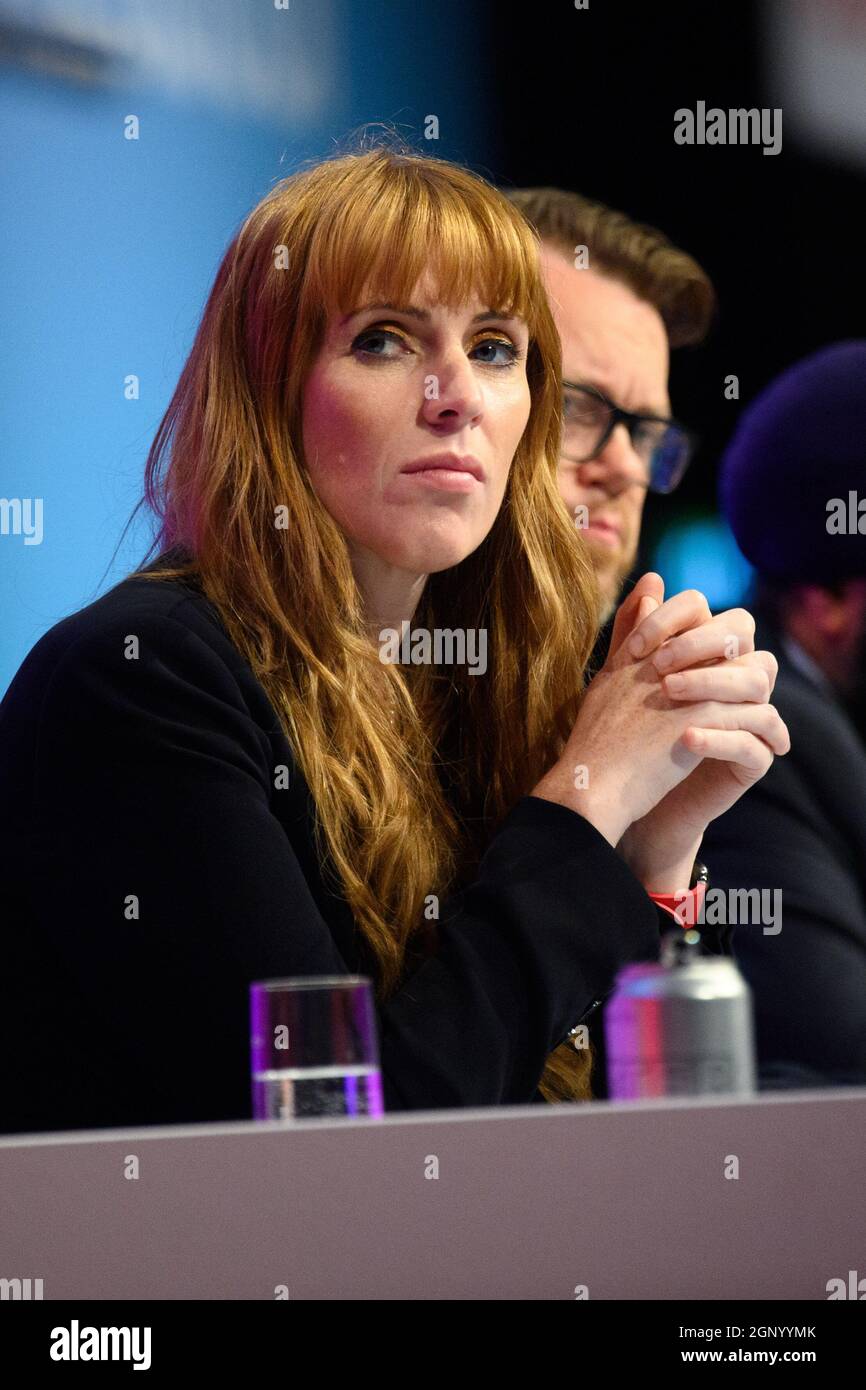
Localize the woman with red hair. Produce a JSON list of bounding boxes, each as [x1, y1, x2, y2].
[[0, 143, 787, 1131]]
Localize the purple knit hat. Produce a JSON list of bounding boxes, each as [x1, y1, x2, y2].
[[719, 341, 866, 584]]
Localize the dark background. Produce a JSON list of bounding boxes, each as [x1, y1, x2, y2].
[[481, 0, 866, 576]]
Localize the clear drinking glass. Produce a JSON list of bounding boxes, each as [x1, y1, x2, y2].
[[250, 976, 384, 1121]]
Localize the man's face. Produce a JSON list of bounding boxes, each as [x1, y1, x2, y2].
[[538, 244, 671, 622]]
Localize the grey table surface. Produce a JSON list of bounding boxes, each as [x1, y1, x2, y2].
[[1, 1087, 864, 1300]]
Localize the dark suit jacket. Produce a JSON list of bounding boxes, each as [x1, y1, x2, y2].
[[698, 613, 866, 1087], [0, 567, 673, 1135]]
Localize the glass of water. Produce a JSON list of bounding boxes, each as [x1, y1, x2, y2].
[[249, 976, 384, 1121]]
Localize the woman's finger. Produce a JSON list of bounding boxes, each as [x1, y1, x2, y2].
[[754, 647, 779, 695], [607, 572, 664, 663], [684, 699, 791, 754], [651, 608, 757, 673], [680, 727, 777, 777], [662, 650, 777, 704], [627, 587, 713, 659]]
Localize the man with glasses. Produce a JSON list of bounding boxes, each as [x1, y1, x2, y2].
[[506, 187, 716, 1098], [508, 188, 865, 1095], [506, 186, 712, 623]]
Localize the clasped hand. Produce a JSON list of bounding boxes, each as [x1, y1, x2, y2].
[[533, 571, 791, 892]]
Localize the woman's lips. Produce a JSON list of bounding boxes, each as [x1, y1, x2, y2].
[[399, 467, 481, 493]]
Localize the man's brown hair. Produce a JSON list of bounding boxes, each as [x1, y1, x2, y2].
[[506, 186, 715, 348]]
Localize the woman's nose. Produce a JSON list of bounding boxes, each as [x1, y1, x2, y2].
[[420, 352, 484, 430]]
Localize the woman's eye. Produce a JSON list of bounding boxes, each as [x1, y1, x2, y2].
[[471, 336, 520, 367], [350, 326, 521, 368], [351, 327, 409, 359]]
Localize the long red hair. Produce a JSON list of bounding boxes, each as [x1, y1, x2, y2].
[[131, 140, 601, 1102]]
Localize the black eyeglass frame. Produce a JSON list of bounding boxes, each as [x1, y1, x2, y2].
[[560, 380, 698, 494]]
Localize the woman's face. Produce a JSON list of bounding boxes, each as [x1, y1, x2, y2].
[[302, 272, 532, 578]]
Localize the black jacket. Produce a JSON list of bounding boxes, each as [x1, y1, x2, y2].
[[699, 613, 866, 1087], [0, 569, 674, 1135]]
